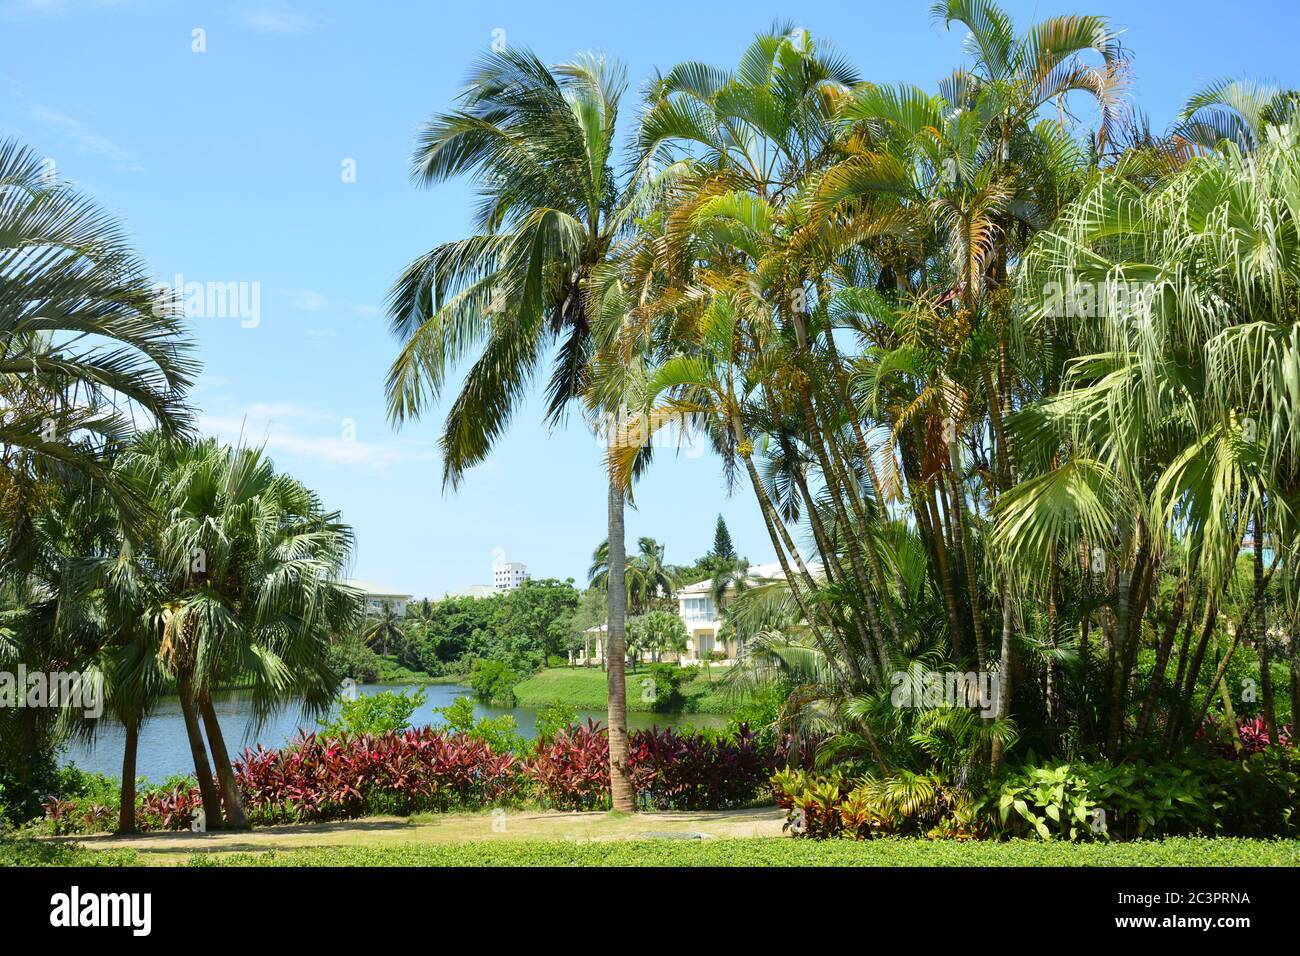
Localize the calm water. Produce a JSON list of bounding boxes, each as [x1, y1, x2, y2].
[[62, 683, 728, 783]]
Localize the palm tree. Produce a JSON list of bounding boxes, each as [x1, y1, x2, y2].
[[121, 434, 361, 829], [0, 140, 196, 572], [361, 603, 403, 655], [0, 139, 194, 826], [633, 537, 676, 610], [1175, 78, 1300, 153], [1011, 130, 1300, 755], [383, 49, 642, 810]]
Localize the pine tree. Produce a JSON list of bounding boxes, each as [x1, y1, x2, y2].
[[711, 514, 736, 562]]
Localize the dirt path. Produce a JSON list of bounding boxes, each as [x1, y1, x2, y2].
[[63, 806, 786, 864]]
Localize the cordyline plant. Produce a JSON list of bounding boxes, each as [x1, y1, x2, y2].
[[45, 722, 815, 833]]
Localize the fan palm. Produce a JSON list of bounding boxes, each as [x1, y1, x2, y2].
[[1011, 130, 1300, 754], [121, 434, 361, 829]]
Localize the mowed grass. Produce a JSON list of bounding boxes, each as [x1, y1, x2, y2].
[[512, 666, 738, 713], [9, 832, 1297, 868]]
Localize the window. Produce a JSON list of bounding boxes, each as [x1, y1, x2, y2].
[[681, 596, 715, 622]]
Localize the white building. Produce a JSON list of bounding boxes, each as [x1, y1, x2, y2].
[[493, 561, 529, 591], [674, 562, 791, 661], [344, 579, 413, 616], [586, 562, 798, 666]]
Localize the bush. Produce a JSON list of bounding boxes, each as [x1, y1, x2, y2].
[[469, 658, 520, 705], [771, 747, 1300, 843], [320, 689, 426, 738], [435, 696, 526, 754], [524, 720, 611, 811], [637, 663, 685, 713], [0, 735, 61, 826], [535, 702, 578, 746], [236, 729, 521, 822], [981, 749, 1299, 841], [328, 637, 382, 684]]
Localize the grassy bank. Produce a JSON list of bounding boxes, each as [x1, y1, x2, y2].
[[10, 834, 1296, 867], [512, 666, 740, 714]]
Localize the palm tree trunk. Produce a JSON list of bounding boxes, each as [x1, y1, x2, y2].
[[1288, 625, 1299, 736], [1169, 597, 1218, 752], [920, 485, 967, 662], [1135, 581, 1186, 744], [1253, 521, 1279, 743], [605, 471, 634, 812], [176, 671, 223, 829], [947, 442, 985, 664], [743, 452, 857, 685], [198, 691, 249, 830], [990, 576, 1015, 772], [117, 717, 139, 834]]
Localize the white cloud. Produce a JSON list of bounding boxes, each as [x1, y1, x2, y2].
[[199, 404, 439, 477], [29, 105, 125, 159], [282, 288, 329, 311], [240, 5, 313, 34]]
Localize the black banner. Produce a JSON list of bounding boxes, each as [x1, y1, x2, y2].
[[1, 864, 1291, 942]]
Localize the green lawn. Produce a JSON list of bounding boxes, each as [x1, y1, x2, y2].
[[512, 665, 740, 714], [193, 837, 1300, 867], [17, 837, 1288, 868]]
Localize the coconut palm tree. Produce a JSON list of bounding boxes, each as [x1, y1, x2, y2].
[[384, 49, 647, 809], [361, 603, 403, 655]]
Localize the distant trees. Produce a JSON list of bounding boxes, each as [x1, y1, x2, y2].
[[589, 537, 678, 614], [387, 579, 580, 676], [628, 610, 689, 664]]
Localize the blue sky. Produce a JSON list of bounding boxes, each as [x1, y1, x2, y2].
[[2, 0, 1296, 598]]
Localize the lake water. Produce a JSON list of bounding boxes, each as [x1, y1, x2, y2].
[[62, 683, 729, 783]]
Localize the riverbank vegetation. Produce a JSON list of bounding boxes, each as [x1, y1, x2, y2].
[[17, 712, 809, 836], [377, 0, 1300, 826], [6, 0, 1300, 856]]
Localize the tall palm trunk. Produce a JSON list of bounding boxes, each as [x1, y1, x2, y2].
[[1135, 581, 1187, 744], [742, 451, 857, 685], [990, 577, 1015, 772], [605, 472, 634, 812], [1253, 521, 1278, 743], [199, 691, 250, 829], [117, 717, 139, 834], [176, 670, 223, 829], [1288, 626, 1299, 738]]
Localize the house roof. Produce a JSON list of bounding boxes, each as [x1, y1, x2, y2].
[[677, 561, 812, 595], [342, 579, 413, 600], [444, 584, 497, 599], [681, 556, 800, 595]]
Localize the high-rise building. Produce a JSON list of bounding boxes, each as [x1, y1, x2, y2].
[[492, 561, 528, 591]]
